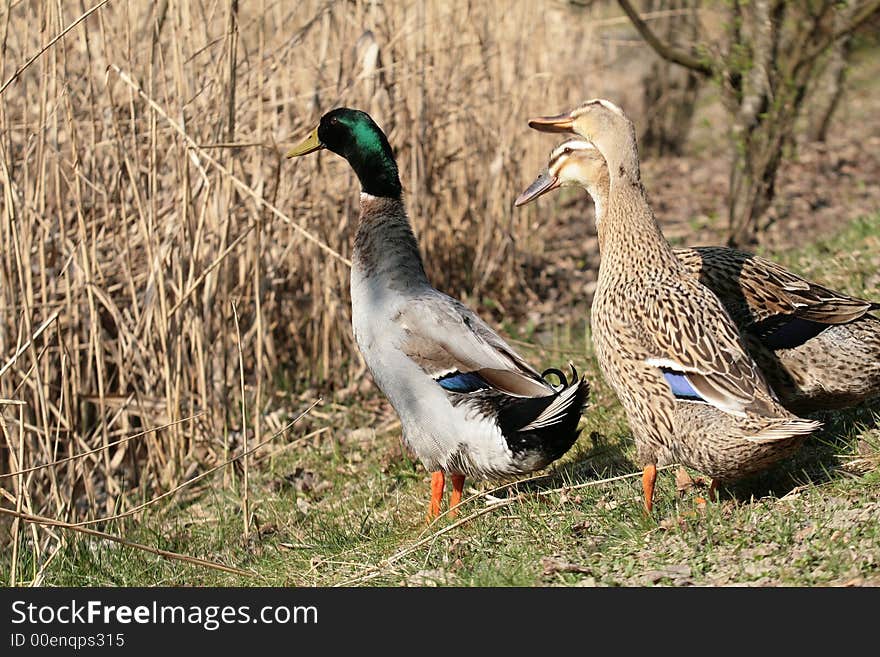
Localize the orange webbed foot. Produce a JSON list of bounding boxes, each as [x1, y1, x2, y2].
[[427, 471, 445, 522], [642, 464, 657, 515], [449, 474, 465, 518]]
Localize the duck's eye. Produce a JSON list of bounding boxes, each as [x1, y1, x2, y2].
[[563, 147, 572, 155]]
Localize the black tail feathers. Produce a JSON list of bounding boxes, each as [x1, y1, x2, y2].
[[540, 363, 581, 391]]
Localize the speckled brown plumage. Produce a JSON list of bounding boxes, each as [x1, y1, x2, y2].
[[517, 135, 880, 416], [588, 177, 817, 483], [675, 247, 880, 411], [524, 101, 822, 505]]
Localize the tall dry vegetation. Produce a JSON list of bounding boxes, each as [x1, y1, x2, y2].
[[0, 0, 651, 551]]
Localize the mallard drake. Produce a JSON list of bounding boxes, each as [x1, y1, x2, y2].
[[287, 108, 589, 520], [516, 137, 880, 414], [520, 100, 821, 511]]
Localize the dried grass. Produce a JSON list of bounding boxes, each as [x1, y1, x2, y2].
[[0, 0, 657, 567]]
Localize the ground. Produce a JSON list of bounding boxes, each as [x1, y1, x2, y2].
[[4, 33, 879, 589], [17, 214, 879, 587]]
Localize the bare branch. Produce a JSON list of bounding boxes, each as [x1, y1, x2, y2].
[[801, 0, 880, 64], [616, 0, 714, 76], [738, 0, 773, 128]]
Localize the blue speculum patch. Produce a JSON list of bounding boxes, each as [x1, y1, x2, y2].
[[759, 317, 828, 350], [438, 371, 491, 393], [661, 369, 703, 401]]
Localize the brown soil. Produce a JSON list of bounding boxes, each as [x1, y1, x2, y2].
[[646, 131, 880, 252]]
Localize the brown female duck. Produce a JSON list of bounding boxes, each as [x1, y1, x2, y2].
[[516, 136, 880, 415], [519, 101, 822, 511]]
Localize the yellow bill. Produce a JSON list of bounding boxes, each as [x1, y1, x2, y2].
[[286, 128, 324, 158]]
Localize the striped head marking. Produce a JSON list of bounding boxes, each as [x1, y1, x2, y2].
[[528, 98, 639, 178], [563, 99, 639, 179], [515, 138, 608, 207], [579, 98, 626, 118], [566, 99, 633, 143]]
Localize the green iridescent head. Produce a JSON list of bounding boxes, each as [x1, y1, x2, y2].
[[287, 108, 401, 198]]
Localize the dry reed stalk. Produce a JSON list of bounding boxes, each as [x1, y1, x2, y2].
[[1, 403, 22, 584], [0, 309, 59, 377], [0, 0, 628, 559], [0, 0, 111, 97], [70, 399, 320, 528], [107, 64, 352, 267], [0, 506, 253, 578], [231, 300, 250, 538], [0, 413, 202, 481], [251, 0, 267, 549]]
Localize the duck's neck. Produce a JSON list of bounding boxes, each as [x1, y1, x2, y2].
[[597, 169, 679, 278], [343, 126, 402, 198], [589, 131, 676, 271], [585, 175, 609, 239], [592, 127, 641, 188], [353, 193, 429, 289]]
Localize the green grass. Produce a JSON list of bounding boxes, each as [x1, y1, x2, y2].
[[4, 215, 879, 587]]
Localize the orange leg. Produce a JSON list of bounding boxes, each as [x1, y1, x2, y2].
[[642, 464, 658, 514], [708, 479, 719, 502], [428, 471, 445, 520], [449, 474, 466, 518]]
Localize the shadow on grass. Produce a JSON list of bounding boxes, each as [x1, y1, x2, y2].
[[494, 431, 640, 498], [720, 402, 879, 501], [507, 402, 879, 504], [462, 401, 877, 506]]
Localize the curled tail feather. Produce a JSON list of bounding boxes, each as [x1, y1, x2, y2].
[[521, 365, 589, 432]]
